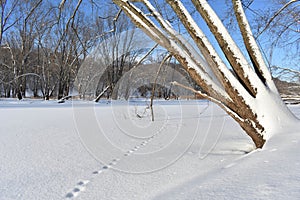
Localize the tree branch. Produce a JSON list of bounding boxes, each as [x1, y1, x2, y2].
[[150, 54, 172, 121], [55, 0, 83, 53], [256, 0, 300, 38], [232, 0, 275, 91], [94, 9, 123, 40], [171, 81, 245, 123], [192, 0, 265, 97], [272, 66, 300, 75], [166, 0, 253, 105], [142, 0, 213, 80], [113, 0, 230, 104]]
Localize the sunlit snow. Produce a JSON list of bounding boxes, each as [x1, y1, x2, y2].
[[0, 99, 299, 200]]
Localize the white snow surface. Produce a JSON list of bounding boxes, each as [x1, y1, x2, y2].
[[0, 98, 299, 200]]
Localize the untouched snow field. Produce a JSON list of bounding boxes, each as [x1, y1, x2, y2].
[[0, 99, 299, 200]]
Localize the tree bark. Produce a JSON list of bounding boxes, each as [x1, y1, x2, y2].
[[112, 0, 299, 148]]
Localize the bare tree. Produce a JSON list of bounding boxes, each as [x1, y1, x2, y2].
[[1, 0, 44, 98], [251, 0, 300, 73], [96, 11, 143, 99], [49, 0, 97, 100], [113, 0, 300, 148], [272, 65, 300, 84], [77, 7, 155, 100], [0, 0, 19, 46], [0, 0, 107, 99]]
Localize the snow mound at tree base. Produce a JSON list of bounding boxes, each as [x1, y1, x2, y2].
[[154, 130, 300, 200]]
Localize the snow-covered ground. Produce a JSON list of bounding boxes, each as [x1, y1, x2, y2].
[[0, 98, 299, 200]]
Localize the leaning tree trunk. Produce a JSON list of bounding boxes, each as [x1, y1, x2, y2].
[[112, 0, 299, 148]]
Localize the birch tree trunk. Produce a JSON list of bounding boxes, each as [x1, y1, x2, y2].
[[112, 0, 299, 148]]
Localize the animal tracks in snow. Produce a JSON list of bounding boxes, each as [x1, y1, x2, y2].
[[65, 180, 89, 198], [65, 105, 190, 198], [65, 136, 154, 198], [92, 170, 102, 175]]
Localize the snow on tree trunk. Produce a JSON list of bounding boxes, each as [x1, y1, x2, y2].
[[112, 0, 299, 148]]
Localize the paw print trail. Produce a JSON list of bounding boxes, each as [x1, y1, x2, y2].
[[64, 135, 156, 199]]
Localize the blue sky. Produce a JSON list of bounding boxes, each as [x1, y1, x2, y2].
[[4, 0, 295, 74], [79, 0, 298, 74], [74, 0, 298, 72], [210, 0, 299, 72]]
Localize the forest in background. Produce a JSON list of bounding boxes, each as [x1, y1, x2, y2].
[[0, 0, 299, 100]]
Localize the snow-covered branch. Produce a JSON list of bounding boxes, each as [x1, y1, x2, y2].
[[166, 0, 255, 107], [192, 0, 266, 97], [113, 0, 231, 103], [113, 0, 300, 148], [232, 0, 278, 93]]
